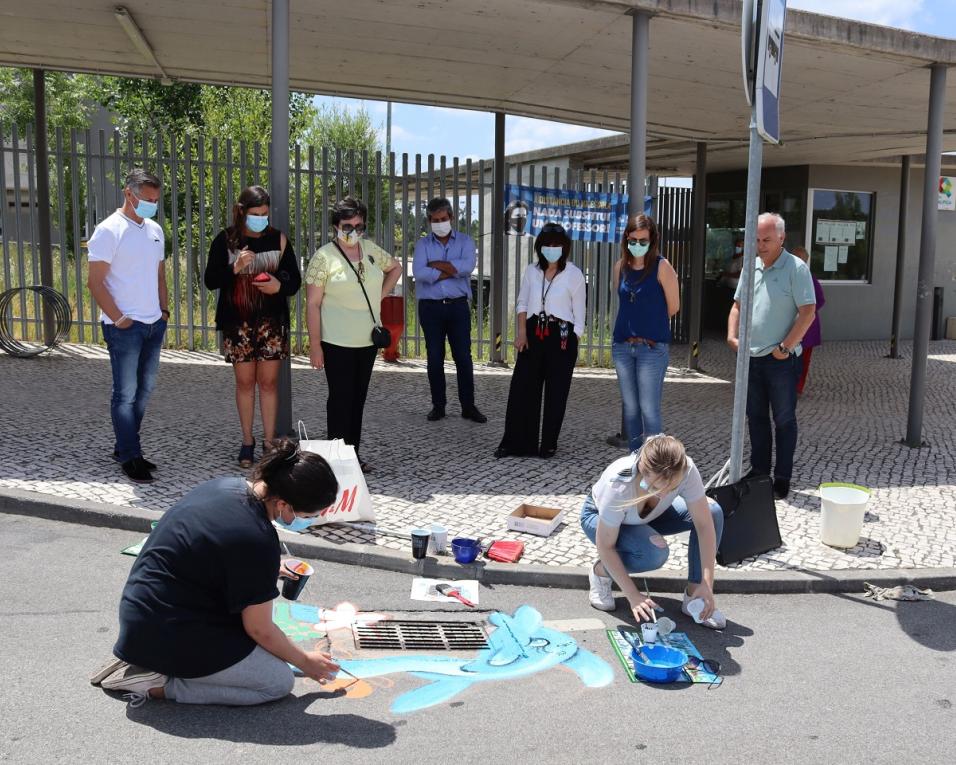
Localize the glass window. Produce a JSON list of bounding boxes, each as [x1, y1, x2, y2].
[[806, 189, 874, 281], [705, 195, 745, 278]]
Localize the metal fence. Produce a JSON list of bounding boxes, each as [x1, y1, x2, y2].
[[0, 124, 692, 366]]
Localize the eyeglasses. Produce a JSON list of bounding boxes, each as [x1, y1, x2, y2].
[[339, 223, 367, 235], [628, 238, 650, 246]]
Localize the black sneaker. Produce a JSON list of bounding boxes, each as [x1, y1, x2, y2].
[[121, 457, 154, 484], [113, 451, 157, 471], [773, 478, 791, 500], [462, 406, 487, 424], [426, 406, 446, 421]]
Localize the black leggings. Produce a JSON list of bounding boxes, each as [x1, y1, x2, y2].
[[498, 316, 578, 455], [321, 341, 377, 458]]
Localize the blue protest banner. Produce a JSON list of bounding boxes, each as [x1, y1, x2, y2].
[[504, 184, 631, 243]]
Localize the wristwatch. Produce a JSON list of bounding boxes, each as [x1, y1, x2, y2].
[[777, 343, 793, 355]]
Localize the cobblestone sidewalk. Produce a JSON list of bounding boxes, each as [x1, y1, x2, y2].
[[1, 339, 954, 573]]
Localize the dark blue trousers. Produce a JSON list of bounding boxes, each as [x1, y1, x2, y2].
[[418, 298, 475, 409], [746, 353, 801, 480]]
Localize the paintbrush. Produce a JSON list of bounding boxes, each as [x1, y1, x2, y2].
[[643, 578, 658, 623], [435, 582, 477, 607]]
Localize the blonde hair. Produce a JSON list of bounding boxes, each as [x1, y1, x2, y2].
[[628, 434, 688, 511]]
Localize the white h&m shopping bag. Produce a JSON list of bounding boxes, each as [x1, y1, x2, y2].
[[297, 429, 374, 525]]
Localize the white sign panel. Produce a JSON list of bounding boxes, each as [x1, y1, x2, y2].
[[755, 0, 787, 144]]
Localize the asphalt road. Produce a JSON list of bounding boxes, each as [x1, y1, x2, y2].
[[1, 513, 954, 764]]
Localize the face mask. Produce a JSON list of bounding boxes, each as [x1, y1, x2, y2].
[[246, 214, 269, 233], [431, 221, 452, 237], [541, 246, 563, 263], [337, 228, 361, 246], [130, 191, 158, 219], [274, 508, 318, 532], [735, 246, 743, 254], [627, 241, 649, 258]]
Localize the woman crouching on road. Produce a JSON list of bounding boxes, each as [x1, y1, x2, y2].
[[580, 434, 727, 629], [91, 440, 341, 706]]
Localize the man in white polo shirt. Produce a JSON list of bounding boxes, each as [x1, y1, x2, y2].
[[87, 169, 169, 484]]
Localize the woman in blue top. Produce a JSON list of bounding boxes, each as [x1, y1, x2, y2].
[[612, 215, 680, 451]]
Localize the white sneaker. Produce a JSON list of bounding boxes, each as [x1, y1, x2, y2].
[[588, 563, 616, 611], [682, 591, 727, 629], [101, 664, 167, 706]]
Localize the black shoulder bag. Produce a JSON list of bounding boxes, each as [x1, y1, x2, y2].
[[704, 461, 782, 566], [331, 240, 392, 349]]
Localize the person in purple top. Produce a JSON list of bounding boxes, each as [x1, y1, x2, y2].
[[412, 197, 486, 424], [791, 246, 824, 395]]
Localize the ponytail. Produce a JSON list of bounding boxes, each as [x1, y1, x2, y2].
[[252, 438, 337, 513]]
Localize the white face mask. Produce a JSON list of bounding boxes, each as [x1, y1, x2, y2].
[[337, 228, 361, 247], [431, 220, 452, 237]]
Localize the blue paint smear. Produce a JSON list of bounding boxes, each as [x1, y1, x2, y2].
[[336, 605, 613, 713]]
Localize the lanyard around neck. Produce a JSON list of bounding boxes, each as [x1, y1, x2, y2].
[[540, 268, 557, 311]]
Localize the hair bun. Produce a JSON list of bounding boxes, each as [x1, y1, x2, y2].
[[272, 438, 298, 461]]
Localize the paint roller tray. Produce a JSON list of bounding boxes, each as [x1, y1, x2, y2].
[[630, 644, 689, 683]]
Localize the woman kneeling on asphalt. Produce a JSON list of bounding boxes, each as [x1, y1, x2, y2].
[[580, 434, 727, 629], [91, 440, 341, 706]]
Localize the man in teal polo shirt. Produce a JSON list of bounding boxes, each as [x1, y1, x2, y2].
[[727, 213, 816, 500]]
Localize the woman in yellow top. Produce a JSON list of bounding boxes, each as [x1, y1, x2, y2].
[[305, 197, 401, 473]]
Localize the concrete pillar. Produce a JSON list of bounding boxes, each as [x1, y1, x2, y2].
[[33, 69, 56, 343], [889, 155, 910, 359], [905, 64, 947, 447], [688, 141, 707, 370], [271, 0, 293, 436], [490, 112, 506, 365], [608, 10, 652, 449]]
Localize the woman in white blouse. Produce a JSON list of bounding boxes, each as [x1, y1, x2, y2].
[[495, 223, 586, 459]]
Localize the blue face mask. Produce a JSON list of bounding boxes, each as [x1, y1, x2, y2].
[[541, 246, 563, 263], [274, 509, 318, 532], [628, 241, 650, 258], [246, 214, 269, 233], [131, 192, 158, 219]]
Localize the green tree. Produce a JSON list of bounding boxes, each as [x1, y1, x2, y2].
[[94, 77, 204, 134]]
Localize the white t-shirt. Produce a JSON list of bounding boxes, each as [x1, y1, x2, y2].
[[515, 262, 586, 337], [87, 210, 165, 324], [590, 453, 706, 528]]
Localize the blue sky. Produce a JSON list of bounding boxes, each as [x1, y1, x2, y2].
[[314, 0, 956, 161]]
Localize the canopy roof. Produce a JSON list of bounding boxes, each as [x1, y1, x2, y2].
[[3, 0, 956, 171]]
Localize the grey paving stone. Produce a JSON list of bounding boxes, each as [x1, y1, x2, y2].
[[1, 338, 954, 574]]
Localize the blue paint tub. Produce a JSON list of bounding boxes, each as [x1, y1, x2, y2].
[[451, 537, 480, 564], [631, 643, 689, 683]]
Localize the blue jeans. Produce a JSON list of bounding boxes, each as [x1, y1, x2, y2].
[[746, 353, 800, 480], [612, 341, 669, 451], [102, 319, 166, 462], [418, 298, 475, 409], [580, 493, 723, 584]]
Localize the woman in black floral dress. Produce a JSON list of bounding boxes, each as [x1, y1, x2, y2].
[[205, 186, 301, 466]]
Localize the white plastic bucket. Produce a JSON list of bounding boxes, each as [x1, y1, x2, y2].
[[819, 483, 870, 548]]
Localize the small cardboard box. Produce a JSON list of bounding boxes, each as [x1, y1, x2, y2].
[[507, 504, 565, 537]]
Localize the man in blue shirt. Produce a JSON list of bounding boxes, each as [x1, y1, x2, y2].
[[413, 197, 486, 423], [727, 213, 816, 500]]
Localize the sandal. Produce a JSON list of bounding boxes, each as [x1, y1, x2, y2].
[[238, 439, 256, 468]]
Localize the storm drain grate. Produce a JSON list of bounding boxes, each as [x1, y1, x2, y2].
[[353, 620, 488, 650]]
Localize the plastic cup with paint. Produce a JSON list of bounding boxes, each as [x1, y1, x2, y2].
[[640, 622, 659, 644], [686, 597, 706, 624], [656, 616, 677, 636], [281, 559, 314, 601], [428, 524, 448, 555], [411, 529, 431, 560]]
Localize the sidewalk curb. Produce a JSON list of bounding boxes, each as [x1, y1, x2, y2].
[[3, 487, 955, 594]]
